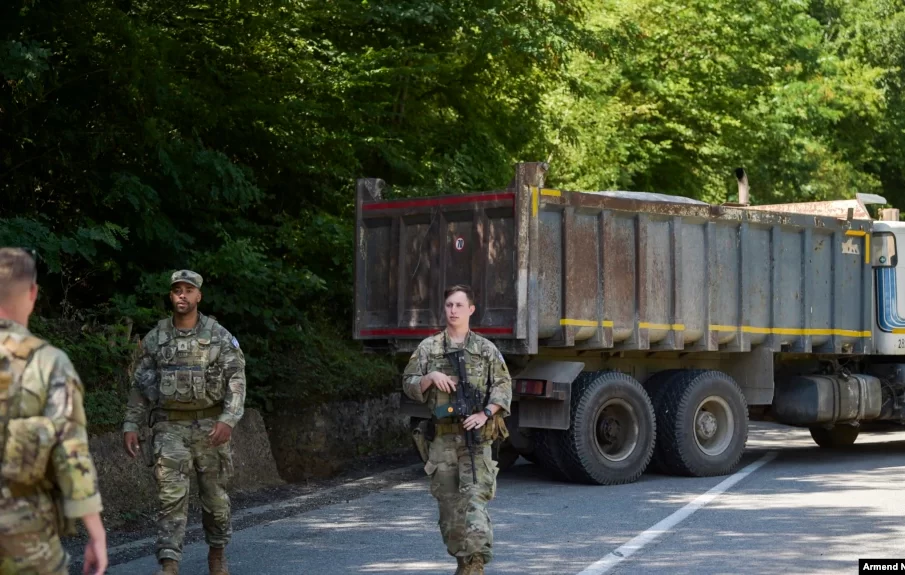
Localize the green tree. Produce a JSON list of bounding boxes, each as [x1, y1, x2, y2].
[[545, 0, 886, 205]]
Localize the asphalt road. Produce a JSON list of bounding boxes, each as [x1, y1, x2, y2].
[[108, 423, 905, 574]]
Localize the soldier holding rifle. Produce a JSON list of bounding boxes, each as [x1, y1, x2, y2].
[[402, 284, 512, 575]]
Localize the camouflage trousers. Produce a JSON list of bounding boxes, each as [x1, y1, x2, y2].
[[0, 491, 67, 575], [152, 418, 234, 562], [425, 433, 500, 564]]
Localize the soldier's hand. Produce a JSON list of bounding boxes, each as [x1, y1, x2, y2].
[[83, 534, 107, 575], [209, 422, 233, 446], [81, 513, 107, 575], [123, 431, 140, 458], [428, 371, 457, 393], [463, 412, 489, 430]]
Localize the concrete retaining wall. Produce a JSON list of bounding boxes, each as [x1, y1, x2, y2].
[[264, 392, 411, 481]]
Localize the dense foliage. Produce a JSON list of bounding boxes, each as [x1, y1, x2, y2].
[[3, 0, 904, 429]]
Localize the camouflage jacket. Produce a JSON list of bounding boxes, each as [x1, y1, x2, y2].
[[0, 319, 103, 518], [402, 330, 512, 420], [123, 313, 246, 432]]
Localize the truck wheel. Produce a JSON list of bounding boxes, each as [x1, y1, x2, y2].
[[655, 370, 748, 477], [642, 370, 682, 473], [556, 371, 656, 485], [643, 369, 682, 408], [809, 424, 859, 448], [533, 428, 573, 481]]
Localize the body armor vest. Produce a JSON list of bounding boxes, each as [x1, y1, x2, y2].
[[426, 335, 489, 422], [155, 316, 224, 406]]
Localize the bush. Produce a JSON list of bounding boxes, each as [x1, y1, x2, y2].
[[27, 316, 137, 433]]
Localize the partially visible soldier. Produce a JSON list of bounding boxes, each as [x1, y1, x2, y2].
[[122, 270, 246, 575], [0, 247, 108, 575], [402, 284, 512, 575]]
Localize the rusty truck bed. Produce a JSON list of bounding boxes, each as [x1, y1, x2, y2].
[[354, 163, 874, 356]]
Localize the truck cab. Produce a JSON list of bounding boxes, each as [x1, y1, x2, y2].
[[872, 218, 905, 354]]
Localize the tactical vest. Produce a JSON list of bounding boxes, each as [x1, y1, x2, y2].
[[423, 333, 509, 442], [0, 333, 55, 490], [427, 335, 490, 421], [155, 316, 225, 405]]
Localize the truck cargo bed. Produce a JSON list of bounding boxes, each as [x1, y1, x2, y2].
[[354, 163, 873, 356]]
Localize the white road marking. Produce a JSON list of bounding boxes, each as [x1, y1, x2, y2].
[[576, 451, 777, 575]]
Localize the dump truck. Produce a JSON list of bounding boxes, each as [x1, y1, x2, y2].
[[353, 162, 905, 485]]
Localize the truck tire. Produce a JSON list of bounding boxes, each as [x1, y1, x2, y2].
[[556, 371, 656, 485], [533, 428, 573, 481], [654, 370, 748, 477], [643, 369, 682, 408], [809, 424, 859, 448], [642, 369, 682, 473]]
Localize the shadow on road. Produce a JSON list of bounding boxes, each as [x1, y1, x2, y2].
[[483, 422, 905, 574], [108, 422, 905, 575]]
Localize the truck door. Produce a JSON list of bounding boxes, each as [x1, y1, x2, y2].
[[873, 221, 905, 354]]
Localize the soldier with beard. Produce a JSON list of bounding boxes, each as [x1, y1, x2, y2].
[[122, 270, 246, 575]]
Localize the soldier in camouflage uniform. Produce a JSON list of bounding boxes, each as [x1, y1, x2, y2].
[[122, 270, 246, 575], [402, 284, 512, 575], [0, 248, 107, 575]]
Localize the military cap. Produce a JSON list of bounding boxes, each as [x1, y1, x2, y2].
[[170, 269, 203, 288]]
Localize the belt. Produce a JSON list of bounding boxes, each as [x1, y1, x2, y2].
[[160, 405, 223, 421], [435, 422, 464, 436]]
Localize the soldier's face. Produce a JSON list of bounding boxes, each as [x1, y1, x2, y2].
[[444, 291, 474, 328], [170, 283, 202, 315]]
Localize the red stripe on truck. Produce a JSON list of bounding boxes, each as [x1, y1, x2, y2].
[[362, 192, 515, 211], [359, 327, 514, 337]]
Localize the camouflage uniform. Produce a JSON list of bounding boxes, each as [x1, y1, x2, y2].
[[402, 330, 512, 567], [123, 271, 246, 564], [0, 319, 103, 574]]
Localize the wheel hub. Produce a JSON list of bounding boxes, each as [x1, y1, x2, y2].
[[593, 398, 639, 463], [599, 417, 622, 444], [696, 410, 718, 440], [692, 395, 734, 457]]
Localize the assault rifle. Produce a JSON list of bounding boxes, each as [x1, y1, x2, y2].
[[433, 349, 484, 483]]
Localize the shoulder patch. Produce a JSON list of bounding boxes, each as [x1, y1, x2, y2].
[[231, 336, 240, 349]]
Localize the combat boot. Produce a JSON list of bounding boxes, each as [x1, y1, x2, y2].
[[208, 546, 230, 575], [454, 556, 467, 575], [155, 559, 179, 575]]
